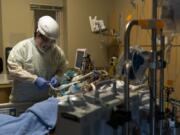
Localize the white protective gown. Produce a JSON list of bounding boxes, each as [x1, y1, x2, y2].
[[7, 37, 67, 102]]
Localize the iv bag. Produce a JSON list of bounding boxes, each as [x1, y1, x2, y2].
[[116, 46, 150, 85]]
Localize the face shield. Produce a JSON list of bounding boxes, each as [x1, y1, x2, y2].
[[35, 16, 59, 53], [36, 32, 56, 53]]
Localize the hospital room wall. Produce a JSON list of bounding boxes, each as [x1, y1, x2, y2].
[[0, 1, 2, 60], [112, 0, 180, 99], [0, 0, 63, 73], [111, 0, 152, 46], [65, 0, 116, 68]]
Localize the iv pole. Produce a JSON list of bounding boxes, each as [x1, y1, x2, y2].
[[149, 0, 158, 135], [123, 1, 165, 134]]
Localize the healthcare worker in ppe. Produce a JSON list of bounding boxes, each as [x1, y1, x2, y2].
[[7, 16, 67, 103]]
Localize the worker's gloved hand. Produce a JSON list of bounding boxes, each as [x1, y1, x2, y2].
[[35, 77, 49, 90], [50, 76, 59, 87]]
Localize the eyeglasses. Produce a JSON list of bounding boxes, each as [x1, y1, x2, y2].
[[38, 33, 55, 43]]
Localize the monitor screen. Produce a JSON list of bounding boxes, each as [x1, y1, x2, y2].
[[74, 49, 87, 69]]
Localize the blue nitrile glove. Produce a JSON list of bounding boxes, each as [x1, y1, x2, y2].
[[50, 76, 59, 87], [35, 77, 49, 90]]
